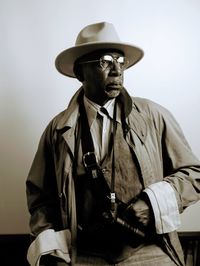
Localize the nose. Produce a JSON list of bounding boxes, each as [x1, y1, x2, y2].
[[109, 60, 122, 76]]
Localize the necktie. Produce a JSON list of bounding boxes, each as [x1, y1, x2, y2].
[[97, 107, 111, 161], [96, 111, 103, 148]]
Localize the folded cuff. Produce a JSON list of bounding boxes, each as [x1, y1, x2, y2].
[[27, 229, 71, 266], [144, 181, 181, 234]]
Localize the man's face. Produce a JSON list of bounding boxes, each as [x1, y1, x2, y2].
[[80, 50, 125, 105]]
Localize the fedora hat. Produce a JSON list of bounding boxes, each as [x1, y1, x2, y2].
[[55, 22, 144, 78]]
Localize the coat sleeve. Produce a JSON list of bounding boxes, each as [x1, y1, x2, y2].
[[26, 122, 62, 237], [143, 100, 200, 234], [26, 122, 72, 266], [157, 103, 200, 211], [148, 100, 200, 213]]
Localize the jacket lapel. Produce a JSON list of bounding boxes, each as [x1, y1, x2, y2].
[[118, 88, 147, 144], [127, 104, 147, 144]]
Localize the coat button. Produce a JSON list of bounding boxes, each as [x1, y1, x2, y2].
[[102, 168, 106, 174]]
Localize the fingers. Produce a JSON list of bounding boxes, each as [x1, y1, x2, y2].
[[131, 199, 150, 227], [137, 213, 149, 227]]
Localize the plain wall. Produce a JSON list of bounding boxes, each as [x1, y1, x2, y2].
[[0, 0, 200, 234]]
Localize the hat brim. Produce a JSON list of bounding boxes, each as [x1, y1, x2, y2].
[[55, 42, 144, 78]]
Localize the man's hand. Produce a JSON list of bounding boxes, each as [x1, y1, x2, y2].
[[129, 199, 151, 227], [123, 195, 153, 230]]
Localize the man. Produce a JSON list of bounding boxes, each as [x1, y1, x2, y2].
[[26, 22, 200, 266]]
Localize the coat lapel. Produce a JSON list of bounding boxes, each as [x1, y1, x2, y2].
[[118, 88, 147, 144], [127, 104, 147, 144], [56, 88, 83, 157]]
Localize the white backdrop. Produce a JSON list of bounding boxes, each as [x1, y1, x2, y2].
[[0, 0, 200, 234]]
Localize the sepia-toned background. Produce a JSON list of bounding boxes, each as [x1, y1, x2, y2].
[[0, 0, 200, 235]]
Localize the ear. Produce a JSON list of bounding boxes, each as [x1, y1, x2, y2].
[[73, 62, 84, 82]]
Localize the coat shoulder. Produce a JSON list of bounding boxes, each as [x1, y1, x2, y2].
[[131, 96, 174, 122], [131, 96, 176, 135], [132, 97, 165, 114]]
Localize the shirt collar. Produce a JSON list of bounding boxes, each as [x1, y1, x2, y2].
[[84, 95, 121, 128]]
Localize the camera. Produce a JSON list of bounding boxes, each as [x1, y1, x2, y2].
[[102, 206, 145, 239]]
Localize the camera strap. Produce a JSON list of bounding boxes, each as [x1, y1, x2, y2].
[[79, 96, 117, 212], [110, 102, 117, 214]]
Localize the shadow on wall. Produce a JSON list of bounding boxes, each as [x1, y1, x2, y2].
[[0, 235, 29, 266], [0, 90, 33, 234]]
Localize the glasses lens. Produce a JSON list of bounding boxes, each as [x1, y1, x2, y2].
[[100, 55, 128, 70], [117, 56, 129, 69], [100, 55, 113, 70], [117, 56, 125, 64]]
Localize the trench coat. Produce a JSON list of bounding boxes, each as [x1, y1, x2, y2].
[[26, 88, 200, 266]]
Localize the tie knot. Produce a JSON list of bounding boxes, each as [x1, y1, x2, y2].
[[100, 107, 109, 116]]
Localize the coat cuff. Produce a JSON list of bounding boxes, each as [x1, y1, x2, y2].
[[27, 229, 71, 266], [144, 181, 181, 234]]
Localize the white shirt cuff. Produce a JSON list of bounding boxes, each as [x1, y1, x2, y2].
[[27, 229, 71, 266], [144, 181, 181, 234]]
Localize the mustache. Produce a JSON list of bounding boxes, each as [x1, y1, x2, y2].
[[106, 78, 123, 86]]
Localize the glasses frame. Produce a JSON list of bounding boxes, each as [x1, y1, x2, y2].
[[78, 54, 129, 71]]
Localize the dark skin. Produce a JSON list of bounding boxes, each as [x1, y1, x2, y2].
[[78, 49, 151, 228], [80, 50, 124, 106]]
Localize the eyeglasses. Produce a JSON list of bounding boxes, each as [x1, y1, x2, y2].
[[78, 54, 129, 71]]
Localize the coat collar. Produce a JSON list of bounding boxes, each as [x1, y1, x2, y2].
[[118, 87, 147, 143], [56, 87, 147, 146], [56, 88, 82, 131]]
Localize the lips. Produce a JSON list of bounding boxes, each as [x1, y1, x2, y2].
[[106, 79, 122, 90], [106, 83, 121, 91]]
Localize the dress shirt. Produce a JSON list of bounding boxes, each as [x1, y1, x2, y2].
[[83, 95, 121, 163]]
